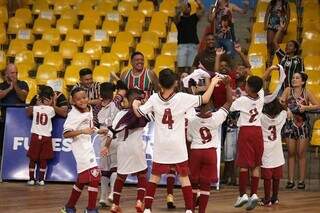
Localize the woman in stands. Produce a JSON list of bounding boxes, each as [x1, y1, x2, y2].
[[265, 0, 290, 67], [280, 72, 320, 189]]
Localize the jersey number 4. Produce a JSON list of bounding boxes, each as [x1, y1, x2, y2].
[[162, 108, 174, 129], [199, 127, 212, 144], [268, 125, 277, 141], [249, 108, 258, 123], [36, 112, 48, 126]]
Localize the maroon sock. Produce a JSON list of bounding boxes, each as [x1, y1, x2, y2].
[[264, 179, 271, 201], [137, 174, 147, 201], [239, 171, 248, 196], [199, 182, 210, 213], [272, 179, 280, 198], [144, 182, 157, 209], [251, 176, 259, 196], [182, 186, 193, 210], [113, 174, 127, 205], [166, 170, 175, 195], [66, 183, 85, 208], [87, 180, 99, 209], [191, 183, 199, 210], [39, 159, 47, 181], [29, 160, 36, 180]]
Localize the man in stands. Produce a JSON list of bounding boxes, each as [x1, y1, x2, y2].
[[193, 32, 216, 72]]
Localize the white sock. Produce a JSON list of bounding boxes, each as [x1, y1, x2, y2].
[[100, 175, 110, 202], [109, 172, 117, 199]]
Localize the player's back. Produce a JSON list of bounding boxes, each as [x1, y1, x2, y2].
[[31, 105, 55, 137]]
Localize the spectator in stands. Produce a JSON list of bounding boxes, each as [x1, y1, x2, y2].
[[72, 68, 100, 126], [264, 0, 290, 67], [175, 0, 204, 74], [120, 52, 159, 98], [273, 21, 304, 90], [280, 72, 320, 189], [216, 15, 236, 57], [193, 32, 216, 72]]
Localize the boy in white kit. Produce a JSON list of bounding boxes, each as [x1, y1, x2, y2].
[[133, 69, 223, 213], [61, 87, 107, 213]]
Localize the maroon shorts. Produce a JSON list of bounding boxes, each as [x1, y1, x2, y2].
[[27, 133, 54, 161], [152, 161, 189, 176], [78, 167, 101, 184], [261, 166, 283, 179], [236, 126, 264, 168], [189, 148, 218, 183]]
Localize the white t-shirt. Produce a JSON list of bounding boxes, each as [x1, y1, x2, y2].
[[261, 110, 287, 168], [188, 108, 228, 149], [230, 89, 264, 127], [31, 105, 55, 137], [138, 92, 202, 164], [63, 106, 97, 173]]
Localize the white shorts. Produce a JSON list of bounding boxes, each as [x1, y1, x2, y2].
[[177, 44, 198, 67], [224, 127, 238, 162]]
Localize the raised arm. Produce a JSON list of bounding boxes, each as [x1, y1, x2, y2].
[[201, 75, 222, 104], [173, 4, 182, 25], [0, 84, 13, 100], [222, 76, 233, 110], [215, 48, 225, 72], [63, 127, 95, 138], [234, 43, 251, 69], [195, 0, 205, 18]]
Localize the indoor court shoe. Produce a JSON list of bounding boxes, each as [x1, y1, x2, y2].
[[285, 181, 295, 189], [185, 210, 193, 213], [297, 181, 305, 189], [110, 204, 121, 213], [99, 201, 110, 208], [234, 194, 248, 207], [246, 194, 259, 211], [37, 180, 45, 186], [143, 209, 151, 213], [271, 196, 279, 205], [135, 200, 144, 213], [166, 194, 176, 209], [27, 179, 35, 186], [60, 207, 76, 213], [84, 208, 99, 213], [258, 198, 272, 207]]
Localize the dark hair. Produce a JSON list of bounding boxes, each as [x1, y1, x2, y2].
[[220, 54, 231, 65], [71, 87, 86, 97], [159, 69, 177, 89], [288, 40, 300, 55], [263, 98, 284, 117], [205, 32, 214, 37], [38, 85, 54, 100], [295, 72, 308, 88], [247, 75, 263, 93], [79, 68, 92, 77], [221, 15, 231, 26], [131, 51, 144, 60], [100, 82, 116, 100], [187, 3, 191, 8], [270, 0, 288, 12]]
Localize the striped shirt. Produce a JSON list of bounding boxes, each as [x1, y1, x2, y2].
[[123, 68, 153, 98]]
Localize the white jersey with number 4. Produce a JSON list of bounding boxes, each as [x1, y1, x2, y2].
[[138, 92, 202, 164], [31, 105, 55, 137], [261, 110, 287, 168], [188, 108, 228, 149], [63, 106, 97, 173], [230, 89, 264, 127]]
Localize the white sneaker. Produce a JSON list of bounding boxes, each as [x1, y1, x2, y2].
[[234, 194, 249, 207], [185, 210, 193, 213], [246, 194, 259, 211], [37, 180, 45, 186], [143, 209, 151, 213], [27, 179, 35, 186]]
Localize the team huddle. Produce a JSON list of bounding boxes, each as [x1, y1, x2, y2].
[[26, 64, 292, 213]]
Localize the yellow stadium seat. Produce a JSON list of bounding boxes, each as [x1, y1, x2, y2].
[[91, 30, 110, 48], [248, 43, 267, 58], [103, 0, 118, 8], [15, 50, 35, 70], [154, 55, 175, 76], [60, 8, 78, 25], [302, 40, 320, 57], [42, 28, 61, 47], [93, 66, 111, 82], [162, 0, 178, 7], [161, 43, 177, 60], [254, 1, 268, 18], [116, 32, 134, 48], [44, 52, 64, 71], [306, 71, 320, 86], [56, 18, 74, 35], [283, 23, 297, 43], [59, 40, 78, 60], [125, 21, 143, 38], [33, 18, 51, 35], [32, 40, 51, 58], [167, 31, 178, 43], [15, 8, 32, 25], [0, 25, 6, 46], [311, 119, 320, 156], [105, 11, 123, 25], [127, 11, 145, 26], [7, 39, 27, 57], [159, 1, 176, 17], [53, 0, 71, 15], [151, 11, 168, 25], [83, 41, 103, 61], [83, 10, 102, 27], [16, 29, 34, 45], [39, 10, 56, 25], [100, 53, 120, 73], [136, 42, 155, 61], [304, 56, 320, 72], [122, 0, 138, 7], [149, 21, 167, 39], [138, 0, 154, 18], [302, 21, 320, 34], [23, 78, 38, 104], [248, 49, 266, 77], [36, 64, 58, 85], [77, 1, 95, 17], [66, 29, 84, 47], [79, 19, 96, 37], [120, 65, 132, 75], [102, 20, 119, 38], [111, 42, 129, 61], [170, 24, 177, 32], [0, 50, 6, 70], [71, 53, 92, 69], [64, 65, 81, 86], [118, 1, 134, 17], [95, 2, 113, 17], [141, 31, 160, 49], [302, 30, 320, 42], [0, 6, 8, 24], [7, 17, 26, 35], [32, 0, 49, 15], [16, 63, 31, 79]]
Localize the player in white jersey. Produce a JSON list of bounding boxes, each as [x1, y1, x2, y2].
[[187, 77, 232, 213], [230, 75, 265, 211], [132, 69, 223, 213], [26, 86, 55, 186], [97, 81, 126, 208], [61, 87, 107, 213]]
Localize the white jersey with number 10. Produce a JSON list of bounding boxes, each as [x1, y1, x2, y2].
[[31, 105, 55, 137]]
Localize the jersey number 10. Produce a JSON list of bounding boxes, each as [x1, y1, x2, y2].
[[36, 112, 48, 126]]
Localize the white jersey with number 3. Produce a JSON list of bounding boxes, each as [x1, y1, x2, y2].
[[230, 89, 264, 127], [138, 92, 202, 164], [31, 105, 55, 137], [261, 110, 287, 168], [188, 108, 228, 149]]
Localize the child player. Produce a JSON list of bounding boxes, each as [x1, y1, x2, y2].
[[187, 76, 233, 213], [61, 87, 107, 213], [26, 86, 55, 186], [133, 69, 223, 213], [230, 75, 264, 211]]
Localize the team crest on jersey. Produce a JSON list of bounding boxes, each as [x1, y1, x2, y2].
[[90, 168, 99, 177]]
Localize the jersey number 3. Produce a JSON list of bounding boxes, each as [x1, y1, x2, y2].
[[162, 108, 174, 129], [249, 108, 258, 123], [36, 112, 48, 126], [268, 125, 277, 141], [199, 127, 212, 144]]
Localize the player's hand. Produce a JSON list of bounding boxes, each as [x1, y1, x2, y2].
[[222, 76, 231, 85], [215, 48, 225, 56], [81, 127, 95, 135], [132, 99, 142, 109], [269, 65, 279, 70], [211, 75, 223, 85], [298, 104, 307, 112], [100, 147, 108, 157], [234, 43, 242, 53], [97, 128, 108, 135], [279, 20, 286, 31]]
